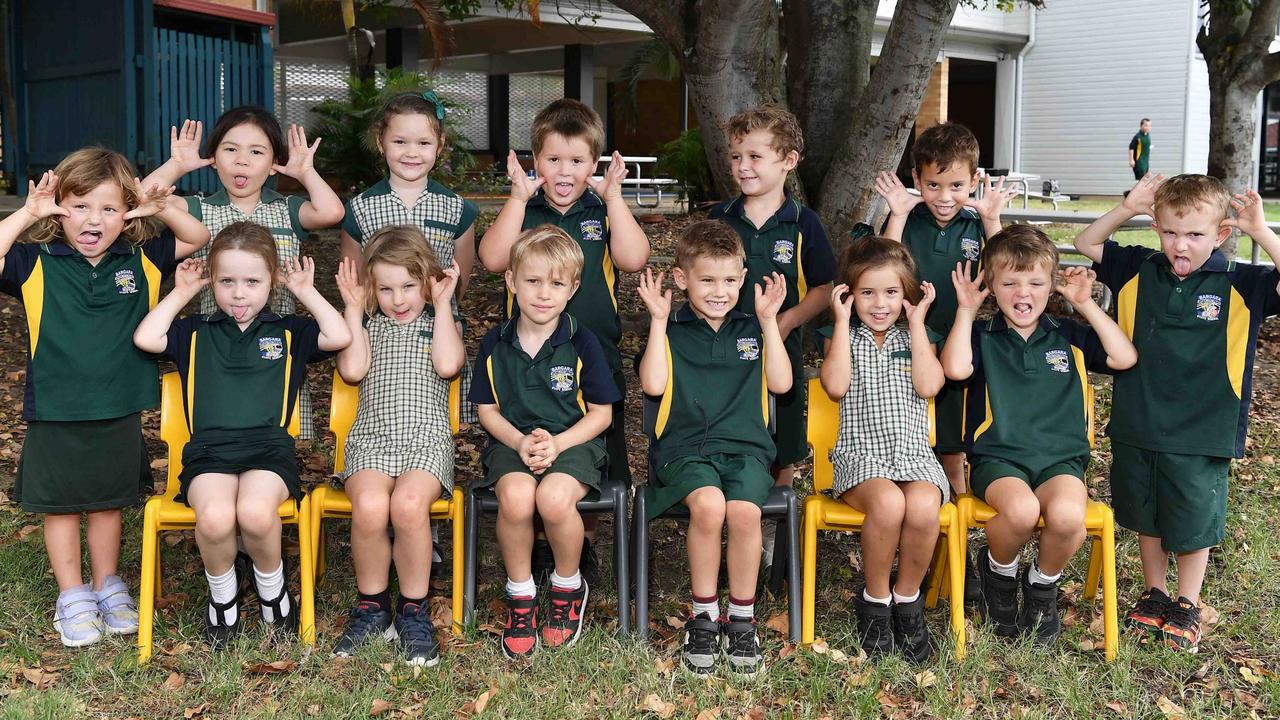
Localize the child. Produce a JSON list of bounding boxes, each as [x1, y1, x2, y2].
[[637, 220, 791, 677], [941, 225, 1136, 645], [874, 122, 1017, 496], [330, 226, 464, 667], [469, 225, 621, 659], [0, 149, 211, 647], [818, 237, 949, 663], [144, 107, 346, 439], [133, 222, 350, 648], [1074, 174, 1280, 653]]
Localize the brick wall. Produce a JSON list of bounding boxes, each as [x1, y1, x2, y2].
[[915, 59, 950, 137]]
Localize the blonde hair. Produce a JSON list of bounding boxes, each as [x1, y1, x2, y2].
[[29, 147, 157, 245], [674, 220, 745, 270], [1154, 174, 1232, 222], [531, 99, 604, 159], [207, 221, 280, 285], [361, 225, 445, 316], [508, 224, 584, 281], [982, 224, 1059, 278], [839, 236, 922, 305], [722, 103, 804, 160]]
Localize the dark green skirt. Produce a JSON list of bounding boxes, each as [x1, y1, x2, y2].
[[15, 413, 150, 513], [177, 427, 301, 505]]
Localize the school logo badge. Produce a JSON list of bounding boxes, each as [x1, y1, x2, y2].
[[1196, 294, 1222, 321], [259, 337, 284, 361], [113, 269, 137, 294], [579, 219, 604, 242], [771, 239, 795, 264], [736, 337, 760, 361], [549, 365, 575, 392], [961, 237, 980, 262], [1044, 349, 1070, 373]]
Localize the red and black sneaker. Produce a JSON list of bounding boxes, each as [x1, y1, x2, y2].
[[541, 580, 589, 649], [501, 595, 539, 659], [1161, 596, 1202, 654], [1125, 587, 1172, 636]]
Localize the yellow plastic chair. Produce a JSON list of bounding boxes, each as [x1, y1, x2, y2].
[[299, 370, 465, 640], [801, 377, 966, 658], [956, 384, 1118, 661], [139, 372, 312, 662]]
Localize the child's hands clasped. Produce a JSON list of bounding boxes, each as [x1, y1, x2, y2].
[[272, 124, 323, 181], [520, 428, 558, 473], [873, 171, 921, 217], [755, 272, 787, 321], [506, 150, 545, 202], [638, 268, 672, 320], [951, 261, 989, 311], [124, 179, 177, 220], [281, 256, 316, 295], [903, 281, 936, 326], [335, 257, 364, 310], [589, 151, 629, 202], [174, 258, 209, 294], [22, 171, 69, 221]]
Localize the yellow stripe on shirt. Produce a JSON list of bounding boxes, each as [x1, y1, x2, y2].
[[21, 258, 44, 359], [1227, 287, 1249, 399]]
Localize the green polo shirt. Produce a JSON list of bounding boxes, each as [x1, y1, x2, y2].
[[1095, 241, 1280, 458], [648, 303, 776, 472], [962, 314, 1111, 468], [892, 204, 985, 334], [0, 233, 178, 421], [469, 313, 621, 445], [163, 311, 329, 434], [1129, 131, 1151, 174]]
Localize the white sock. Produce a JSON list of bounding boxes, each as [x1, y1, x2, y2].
[[206, 567, 238, 625], [550, 569, 582, 591], [1028, 562, 1061, 586], [692, 596, 720, 621], [862, 589, 891, 606], [506, 575, 536, 598], [892, 588, 920, 605], [988, 550, 1020, 578], [727, 597, 755, 620], [253, 562, 289, 622]]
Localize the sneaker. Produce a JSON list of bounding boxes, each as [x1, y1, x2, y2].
[[977, 548, 1020, 637], [203, 595, 242, 650], [1126, 587, 1172, 636], [94, 575, 139, 635], [531, 539, 554, 587], [963, 554, 983, 608], [258, 588, 298, 636], [541, 580, 589, 649], [332, 600, 394, 657], [501, 595, 539, 659], [891, 595, 933, 663], [1017, 569, 1061, 645], [54, 584, 104, 648], [680, 613, 721, 675], [853, 593, 894, 657], [395, 601, 441, 667], [580, 538, 601, 588], [1161, 596, 1202, 654], [723, 616, 764, 678]]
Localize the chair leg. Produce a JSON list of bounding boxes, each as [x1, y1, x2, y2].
[[949, 511, 966, 660], [612, 485, 631, 638], [315, 517, 328, 588], [768, 527, 787, 599], [138, 505, 159, 664], [462, 488, 479, 627], [800, 500, 819, 645], [1083, 536, 1103, 603], [925, 532, 947, 609], [451, 495, 465, 636], [784, 490, 802, 644], [633, 490, 649, 641], [296, 502, 315, 646], [1101, 516, 1118, 662]]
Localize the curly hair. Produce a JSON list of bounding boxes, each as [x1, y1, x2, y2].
[[28, 148, 157, 245], [722, 103, 804, 160]]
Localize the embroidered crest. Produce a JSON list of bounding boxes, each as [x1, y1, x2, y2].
[[258, 337, 284, 360], [579, 219, 604, 242], [1196, 294, 1222, 321], [1044, 349, 1070, 374], [771, 239, 795, 264], [961, 237, 980, 262], [737, 337, 760, 361], [549, 365, 575, 392], [114, 269, 137, 294]]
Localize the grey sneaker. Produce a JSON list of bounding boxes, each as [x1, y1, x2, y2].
[[681, 613, 721, 674], [54, 584, 104, 647], [94, 575, 139, 635], [723, 616, 764, 678]]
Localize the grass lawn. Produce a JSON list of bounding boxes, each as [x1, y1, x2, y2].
[[2, 225, 1280, 719]]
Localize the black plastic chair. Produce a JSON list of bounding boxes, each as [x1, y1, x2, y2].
[[633, 396, 801, 642]]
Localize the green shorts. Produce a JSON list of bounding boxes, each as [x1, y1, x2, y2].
[[772, 336, 808, 467], [479, 441, 605, 492], [178, 427, 301, 505], [15, 413, 150, 513], [969, 454, 1090, 503], [645, 453, 773, 520], [1109, 441, 1229, 553], [931, 382, 966, 454]]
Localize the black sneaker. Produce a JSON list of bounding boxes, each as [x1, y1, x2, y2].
[[854, 592, 894, 657], [531, 539, 554, 587], [541, 580, 589, 649], [723, 616, 763, 678], [203, 595, 242, 651], [963, 553, 983, 608], [1161, 596, 1202, 654], [1017, 569, 1061, 645], [332, 600, 394, 657], [579, 538, 601, 587], [891, 595, 934, 663], [1126, 587, 1172, 636], [977, 547, 1020, 637], [396, 601, 441, 667], [501, 595, 539, 659], [681, 613, 721, 675], [258, 588, 298, 637]]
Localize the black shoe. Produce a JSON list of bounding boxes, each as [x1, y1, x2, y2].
[[579, 538, 601, 587], [1017, 568, 1061, 645], [1161, 596, 1202, 654], [681, 613, 721, 675], [395, 601, 441, 667], [853, 592, 894, 657], [723, 616, 763, 677], [977, 548, 1020, 637], [1125, 587, 1172, 636], [258, 588, 298, 636], [963, 554, 983, 608], [332, 600, 393, 657], [531, 539, 554, 587], [203, 595, 242, 651], [892, 595, 934, 663]]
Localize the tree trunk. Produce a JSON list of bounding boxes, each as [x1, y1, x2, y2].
[[1207, 80, 1259, 257], [817, 0, 961, 242]]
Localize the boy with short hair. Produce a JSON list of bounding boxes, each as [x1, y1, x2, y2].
[[470, 225, 622, 659], [1074, 173, 1280, 653], [636, 220, 792, 677], [479, 98, 650, 582], [941, 225, 1136, 644], [709, 104, 836, 566]]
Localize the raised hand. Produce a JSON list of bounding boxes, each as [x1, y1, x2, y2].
[[966, 174, 1020, 221], [830, 283, 853, 325], [873, 170, 921, 217], [23, 171, 69, 220], [271, 124, 322, 180], [1223, 189, 1269, 238], [637, 268, 673, 320], [168, 119, 214, 174], [174, 258, 209, 294], [334, 256, 365, 310], [1122, 172, 1164, 215], [754, 272, 787, 321], [903, 281, 936, 325], [589, 151, 628, 202], [951, 261, 989, 311], [281, 256, 316, 295], [1056, 266, 1096, 308], [123, 179, 176, 220], [429, 260, 460, 307], [506, 149, 545, 202]]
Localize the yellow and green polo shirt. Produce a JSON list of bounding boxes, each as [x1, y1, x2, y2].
[[0, 233, 178, 421], [897, 204, 985, 334], [1129, 131, 1151, 175], [1095, 241, 1280, 458]]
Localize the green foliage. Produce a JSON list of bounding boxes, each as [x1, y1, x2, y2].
[[307, 68, 478, 196], [655, 128, 715, 204]]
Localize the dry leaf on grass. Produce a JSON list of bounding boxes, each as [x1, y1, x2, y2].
[[914, 670, 937, 688], [21, 667, 59, 690], [162, 672, 185, 691], [640, 693, 676, 718], [1156, 696, 1186, 720], [242, 659, 298, 674], [183, 704, 208, 719], [369, 698, 393, 716], [1106, 701, 1129, 714], [694, 709, 721, 720], [737, 709, 767, 720], [473, 686, 498, 714], [16, 524, 39, 540]]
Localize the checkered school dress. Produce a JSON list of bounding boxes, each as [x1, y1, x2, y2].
[[184, 189, 319, 438], [339, 312, 455, 494], [830, 323, 949, 499]]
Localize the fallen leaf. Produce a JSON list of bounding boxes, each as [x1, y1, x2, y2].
[[16, 524, 39, 540], [914, 670, 937, 688], [1201, 603, 1221, 626], [737, 709, 767, 720], [778, 643, 797, 660], [666, 616, 685, 629], [640, 693, 676, 719], [474, 686, 498, 714], [21, 667, 59, 690], [1156, 696, 1186, 720], [1240, 666, 1263, 685], [810, 637, 829, 654], [242, 659, 298, 674], [370, 699, 393, 716], [155, 592, 189, 610], [183, 705, 208, 719], [162, 672, 185, 691], [150, 458, 169, 470], [1105, 701, 1128, 715], [160, 641, 193, 656], [654, 657, 675, 675], [764, 612, 788, 636], [694, 709, 721, 720]]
